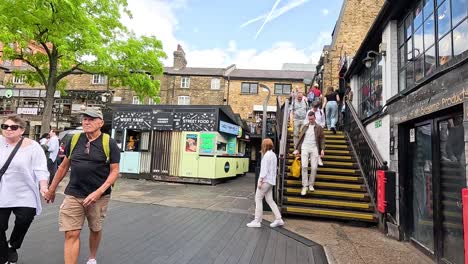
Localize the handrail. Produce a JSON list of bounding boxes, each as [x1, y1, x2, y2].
[[345, 100, 384, 167], [277, 99, 290, 207], [343, 100, 387, 209]]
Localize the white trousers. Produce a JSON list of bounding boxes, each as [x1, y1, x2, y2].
[[254, 183, 282, 222], [301, 148, 319, 187]]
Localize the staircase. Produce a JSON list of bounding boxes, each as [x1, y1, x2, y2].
[[281, 126, 378, 223]]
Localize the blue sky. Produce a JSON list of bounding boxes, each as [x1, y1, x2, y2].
[[122, 0, 344, 69]]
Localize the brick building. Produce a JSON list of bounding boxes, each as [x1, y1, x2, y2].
[[316, 0, 385, 91]]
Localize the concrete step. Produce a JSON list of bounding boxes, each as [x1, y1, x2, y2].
[[285, 180, 366, 192], [286, 175, 363, 183]]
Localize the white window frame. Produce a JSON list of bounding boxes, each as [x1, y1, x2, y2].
[[92, 74, 106, 85], [178, 96, 190, 105], [148, 98, 156, 105], [13, 75, 26, 84], [132, 96, 141, 105], [211, 78, 221, 90], [181, 77, 190, 88]]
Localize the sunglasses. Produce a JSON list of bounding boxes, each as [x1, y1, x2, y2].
[[85, 141, 90, 155], [1, 124, 22, 131]]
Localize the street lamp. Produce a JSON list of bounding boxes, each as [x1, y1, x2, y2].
[[258, 84, 271, 142]]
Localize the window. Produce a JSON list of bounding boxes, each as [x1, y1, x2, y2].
[[274, 83, 292, 94], [181, 77, 190, 88], [13, 75, 26, 84], [241, 82, 258, 94], [398, 0, 468, 91], [132, 96, 140, 105], [211, 78, 221, 90], [178, 96, 190, 105], [358, 56, 383, 118], [92, 74, 106, 85], [148, 98, 157, 105]]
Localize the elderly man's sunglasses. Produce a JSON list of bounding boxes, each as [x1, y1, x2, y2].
[[1, 124, 22, 131]]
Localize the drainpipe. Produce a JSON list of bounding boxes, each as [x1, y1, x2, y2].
[[227, 75, 230, 105]]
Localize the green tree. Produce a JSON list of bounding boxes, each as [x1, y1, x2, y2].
[[0, 0, 166, 133]]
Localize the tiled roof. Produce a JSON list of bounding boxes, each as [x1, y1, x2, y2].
[[229, 69, 314, 80], [164, 67, 225, 76]]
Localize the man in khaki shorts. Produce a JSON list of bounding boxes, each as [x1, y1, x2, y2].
[[45, 108, 120, 264]]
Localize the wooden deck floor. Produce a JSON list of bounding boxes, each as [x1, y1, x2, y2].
[[13, 197, 327, 264]]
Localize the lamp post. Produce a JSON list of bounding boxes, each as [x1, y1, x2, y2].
[[259, 84, 271, 142]]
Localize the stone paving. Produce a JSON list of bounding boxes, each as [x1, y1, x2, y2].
[[53, 173, 434, 264]]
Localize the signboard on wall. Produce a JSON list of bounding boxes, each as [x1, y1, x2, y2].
[[16, 107, 38, 115], [200, 133, 216, 155], [185, 133, 198, 152], [152, 112, 173, 130], [173, 112, 216, 131], [219, 121, 239, 135]]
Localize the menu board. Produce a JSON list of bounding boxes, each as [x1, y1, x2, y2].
[[112, 111, 173, 130], [227, 136, 237, 155], [200, 133, 216, 155], [173, 112, 216, 131]]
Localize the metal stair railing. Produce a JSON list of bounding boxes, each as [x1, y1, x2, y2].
[[277, 99, 290, 207], [342, 100, 387, 209]]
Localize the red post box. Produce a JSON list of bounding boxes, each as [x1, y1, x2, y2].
[[462, 188, 468, 264]]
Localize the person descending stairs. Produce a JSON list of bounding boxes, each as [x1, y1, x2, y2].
[[282, 117, 378, 223]]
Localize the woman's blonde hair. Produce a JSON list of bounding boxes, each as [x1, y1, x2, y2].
[[261, 138, 274, 155]]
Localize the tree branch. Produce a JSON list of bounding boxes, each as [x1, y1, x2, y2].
[[39, 41, 51, 59], [17, 56, 48, 86], [56, 63, 84, 80]]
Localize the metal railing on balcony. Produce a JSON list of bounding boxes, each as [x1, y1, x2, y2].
[[342, 100, 387, 208]]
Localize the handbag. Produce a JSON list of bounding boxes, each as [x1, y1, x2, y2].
[[291, 157, 301, 178], [0, 137, 24, 181]]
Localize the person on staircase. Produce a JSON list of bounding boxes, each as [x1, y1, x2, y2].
[[294, 111, 325, 195], [322, 87, 340, 134], [291, 92, 308, 149], [304, 101, 325, 166], [247, 138, 284, 228]]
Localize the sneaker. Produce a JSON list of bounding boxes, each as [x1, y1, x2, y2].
[[318, 157, 323, 166], [7, 247, 18, 263], [309, 185, 315, 191], [86, 259, 97, 264], [270, 219, 285, 228], [246, 220, 261, 228], [301, 187, 307, 196]]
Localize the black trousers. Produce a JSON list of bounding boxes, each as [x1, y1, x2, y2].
[[0, 207, 36, 262], [47, 158, 58, 185]]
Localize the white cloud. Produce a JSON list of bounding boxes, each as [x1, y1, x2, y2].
[[321, 9, 329, 16], [255, 0, 282, 39], [122, 0, 327, 70]]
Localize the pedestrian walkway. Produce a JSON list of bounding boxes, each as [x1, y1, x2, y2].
[[17, 195, 326, 264]]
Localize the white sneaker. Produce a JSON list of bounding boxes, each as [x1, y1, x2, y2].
[[318, 157, 323, 166], [309, 185, 315, 191], [270, 219, 285, 228], [301, 187, 307, 196], [86, 259, 97, 264], [246, 220, 261, 228]]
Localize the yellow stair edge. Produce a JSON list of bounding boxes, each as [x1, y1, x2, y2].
[[325, 144, 349, 149], [322, 161, 355, 167], [325, 140, 347, 144], [323, 155, 352, 160], [286, 156, 353, 163], [286, 188, 366, 199], [285, 180, 363, 190], [285, 197, 371, 209], [318, 167, 357, 174], [316, 175, 361, 182], [285, 206, 375, 221], [324, 135, 346, 139], [326, 150, 350, 154]]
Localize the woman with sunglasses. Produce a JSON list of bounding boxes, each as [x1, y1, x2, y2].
[[0, 115, 49, 264]]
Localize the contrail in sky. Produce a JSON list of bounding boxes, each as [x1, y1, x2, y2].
[[254, 0, 282, 39]]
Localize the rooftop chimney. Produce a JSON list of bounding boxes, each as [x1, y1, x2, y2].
[[173, 44, 187, 70]]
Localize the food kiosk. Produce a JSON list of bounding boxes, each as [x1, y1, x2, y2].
[[109, 105, 249, 184]]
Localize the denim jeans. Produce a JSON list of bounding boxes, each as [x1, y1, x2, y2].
[[326, 101, 338, 129]]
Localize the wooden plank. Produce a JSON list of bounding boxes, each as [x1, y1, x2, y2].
[[261, 230, 278, 264], [274, 231, 287, 264], [296, 244, 310, 264], [248, 227, 271, 264], [285, 238, 298, 264]]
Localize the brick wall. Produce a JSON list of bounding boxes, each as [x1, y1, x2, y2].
[[322, 0, 385, 90], [161, 75, 226, 105], [228, 79, 304, 119]]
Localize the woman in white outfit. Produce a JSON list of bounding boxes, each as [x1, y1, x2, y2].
[[247, 138, 284, 228]]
